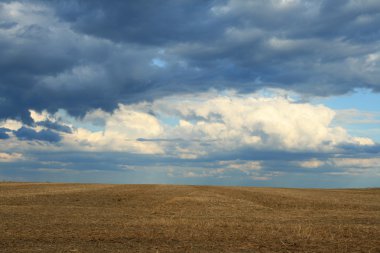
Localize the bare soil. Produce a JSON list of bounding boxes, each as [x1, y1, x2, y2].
[[0, 183, 379, 252]]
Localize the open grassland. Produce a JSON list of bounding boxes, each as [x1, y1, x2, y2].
[[0, 183, 379, 252]]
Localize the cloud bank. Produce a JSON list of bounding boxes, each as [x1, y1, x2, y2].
[[0, 0, 379, 186], [0, 0, 380, 123], [1, 90, 378, 186]]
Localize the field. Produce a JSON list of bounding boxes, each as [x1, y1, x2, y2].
[[0, 183, 379, 252]]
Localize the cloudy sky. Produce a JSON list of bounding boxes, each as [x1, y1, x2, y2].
[[0, 0, 379, 187]]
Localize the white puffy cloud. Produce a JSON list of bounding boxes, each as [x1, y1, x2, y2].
[[62, 104, 164, 154], [151, 90, 363, 154], [0, 119, 22, 131], [29, 110, 50, 122], [1, 89, 376, 160], [351, 137, 375, 146]]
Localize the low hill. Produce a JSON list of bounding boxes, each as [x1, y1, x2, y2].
[[1, 183, 379, 252]]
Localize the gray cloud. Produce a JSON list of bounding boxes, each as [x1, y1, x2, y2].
[[0, 0, 379, 122], [36, 120, 72, 134], [0, 127, 10, 139], [14, 127, 62, 143]]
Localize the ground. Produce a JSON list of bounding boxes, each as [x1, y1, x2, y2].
[[0, 183, 379, 252]]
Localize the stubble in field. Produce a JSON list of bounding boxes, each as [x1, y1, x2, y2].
[[1, 183, 379, 252]]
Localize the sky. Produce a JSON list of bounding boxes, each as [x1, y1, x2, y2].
[[0, 0, 379, 187]]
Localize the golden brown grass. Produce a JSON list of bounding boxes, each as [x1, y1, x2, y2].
[[0, 183, 379, 252]]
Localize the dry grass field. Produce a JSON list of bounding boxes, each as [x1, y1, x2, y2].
[[0, 183, 379, 252]]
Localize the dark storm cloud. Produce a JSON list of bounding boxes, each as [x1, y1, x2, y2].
[[0, 127, 10, 139], [14, 127, 62, 142], [1, 0, 380, 121], [52, 0, 221, 45], [36, 120, 72, 134]]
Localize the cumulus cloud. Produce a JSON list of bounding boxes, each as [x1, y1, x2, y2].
[[0, 119, 22, 131], [2, 89, 374, 161], [60, 105, 164, 154], [151, 90, 364, 155]]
